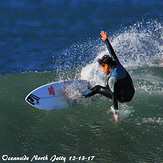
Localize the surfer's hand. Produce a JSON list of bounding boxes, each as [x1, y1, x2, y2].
[[100, 31, 107, 41]]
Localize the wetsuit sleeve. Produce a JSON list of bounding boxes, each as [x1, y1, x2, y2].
[[105, 38, 120, 62], [109, 77, 117, 92], [108, 77, 118, 110]]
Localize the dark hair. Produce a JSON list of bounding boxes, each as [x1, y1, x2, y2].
[[98, 55, 115, 68]]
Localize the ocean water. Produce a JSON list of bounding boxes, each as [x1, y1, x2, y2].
[[0, 0, 163, 162]]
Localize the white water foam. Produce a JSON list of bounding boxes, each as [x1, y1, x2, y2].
[[107, 104, 134, 122], [134, 73, 163, 95], [80, 20, 163, 83], [80, 51, 106, 86]]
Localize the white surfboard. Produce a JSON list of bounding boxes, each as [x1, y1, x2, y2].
[[25, 80, 90, 111]]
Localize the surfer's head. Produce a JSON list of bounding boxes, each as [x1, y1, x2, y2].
[[98, 55, 115, 75]]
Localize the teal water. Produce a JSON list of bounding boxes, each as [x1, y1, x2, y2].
[[0, 66, 163, 162]]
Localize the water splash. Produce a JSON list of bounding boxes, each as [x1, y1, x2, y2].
[[80, 20, 163, 83], [112, 20, 163, 68], [134, 73, 163, 95], [107, 104, 134, 122], [80, 51, 106, 86]]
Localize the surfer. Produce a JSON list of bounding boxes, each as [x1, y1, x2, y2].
[[82, 31, 135, 121]]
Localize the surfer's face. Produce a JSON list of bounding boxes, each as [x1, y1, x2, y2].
[[100, 64, 110, 75]]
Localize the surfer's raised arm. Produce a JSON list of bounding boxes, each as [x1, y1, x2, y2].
[[100, 31, 119, 62]]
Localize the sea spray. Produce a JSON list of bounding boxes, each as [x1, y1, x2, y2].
[[80, 20, 163, 85]]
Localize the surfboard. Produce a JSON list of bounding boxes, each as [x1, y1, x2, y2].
[[25, 80, 90, 111]]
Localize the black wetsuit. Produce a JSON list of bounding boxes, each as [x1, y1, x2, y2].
[[85, 38, 135, 110]]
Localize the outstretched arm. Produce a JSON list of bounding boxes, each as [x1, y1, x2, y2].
[[100, 31, 119, 62]]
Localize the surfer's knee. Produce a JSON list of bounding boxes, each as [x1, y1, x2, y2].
[[91, 85, 102, 93]]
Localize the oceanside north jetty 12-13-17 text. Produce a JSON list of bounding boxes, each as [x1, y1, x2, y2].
[[2, 154, 95, 162]]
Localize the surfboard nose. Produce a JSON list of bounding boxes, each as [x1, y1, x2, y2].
[[26, 94, 40, 105]]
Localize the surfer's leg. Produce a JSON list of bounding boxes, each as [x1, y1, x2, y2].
[[84, 85, 112, 99], [83, 85, 101, 97], [97, 85, 113, 98]]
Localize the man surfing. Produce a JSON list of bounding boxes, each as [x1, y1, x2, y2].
[[82, 31, 135, 121]]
